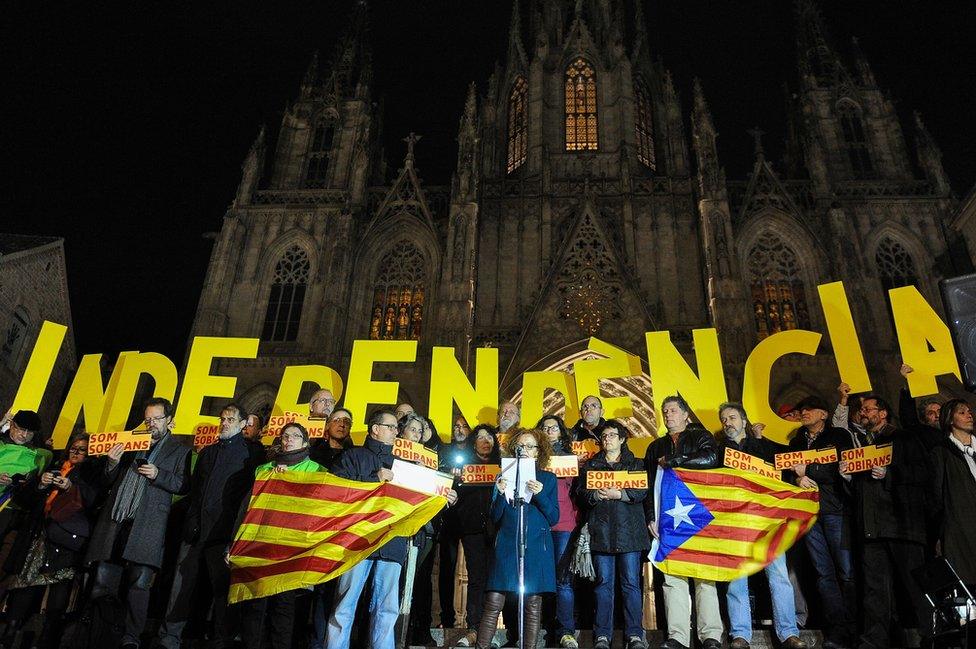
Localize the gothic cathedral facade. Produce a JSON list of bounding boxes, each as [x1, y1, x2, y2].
[[190, 1, 968, 432]]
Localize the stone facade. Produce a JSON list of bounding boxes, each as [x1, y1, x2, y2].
[[190, 1, 971, 427], [0, 235, 76, 432]]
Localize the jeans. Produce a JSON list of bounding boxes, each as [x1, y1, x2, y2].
[[804, 512, 855, 643], [593, 551, 643, 640], [551, 530, 576, 636], [326, 558, 402, 649], [91, 560, 155, 646], [727, 553, 799, 642]]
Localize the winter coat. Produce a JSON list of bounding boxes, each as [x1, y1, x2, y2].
[[485, 470, 559, 594], [582, 447, 650, 554], [86, 434, 191, 569], [332, 437, 407, 564], [929, 436, 976, 583], [785, 426, 853, 516], [183, 432, 264, 546], [643, 424, 719, 521], [850, 424, 928, 544]]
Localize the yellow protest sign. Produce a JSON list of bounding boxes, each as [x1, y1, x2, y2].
[[773, 447, 838, 470], [723, 447, 780, 481], [88, 430, 152, 456], [393, 437, 438, 469], [585, 470, 648, 490], [461, 463, 500, 484], [547, 454, 579, 478], [840, 444, 893, 472], [257, 412, 327, 445], [570, 439, 600, 462]]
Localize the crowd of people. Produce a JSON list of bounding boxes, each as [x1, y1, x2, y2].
[[0, 362, 972, 649]]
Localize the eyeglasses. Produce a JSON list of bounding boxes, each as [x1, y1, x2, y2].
[[281, 432, 305, 441], [312, 398, 336, 405], [600, 432, 620, 439], [68, 446, 88, 454], [375, 422, 397, 430], [541, 425, 560, 433], [144, 415, 169, 424], [859, 406, 880, 413], [519, 443, 539, 450], [581, 403, 601, 411]]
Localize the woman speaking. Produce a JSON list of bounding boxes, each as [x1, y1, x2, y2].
[[476, 428, 559, 649]]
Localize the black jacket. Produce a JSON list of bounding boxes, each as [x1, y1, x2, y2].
[[898, 388, 943, 451], [582, 447, 650, 554], [851, 424, 928, 544], [720, 433, 788, 478], [309, 440, 348, 472], [332, 436, 406, 564], [184, 433, 264, 546], [929, 435, 976, 583], [785, 426, 853, 515], [643, 424, 719, 521], [572, 418, 605, 445]]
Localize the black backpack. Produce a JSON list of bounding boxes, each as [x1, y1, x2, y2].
[[60, 595, 125, 649]]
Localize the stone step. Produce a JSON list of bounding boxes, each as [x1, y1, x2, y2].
[[409, 628, 825, 648]]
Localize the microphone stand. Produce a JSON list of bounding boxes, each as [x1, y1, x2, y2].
[[514, 445, 526, 649]]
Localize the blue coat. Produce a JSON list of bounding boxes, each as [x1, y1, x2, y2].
[[485, 470, 559, 594]]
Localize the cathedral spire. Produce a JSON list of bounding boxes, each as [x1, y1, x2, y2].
[[913, 111, 951, 196], [300, 51, 320, 98], [507, 0, 528, 68], [325, 0, 372, 98], [793, 0, 846, 88], [631, 0, 650, 59], [692, 79, 724, 197], [850, 36, 876, 86]]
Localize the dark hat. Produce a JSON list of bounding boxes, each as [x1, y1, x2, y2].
[[12, 410, 42, 433], [795, 396, 830, 414]]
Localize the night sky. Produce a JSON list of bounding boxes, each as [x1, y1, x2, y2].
[[3, 1, 974, 364]]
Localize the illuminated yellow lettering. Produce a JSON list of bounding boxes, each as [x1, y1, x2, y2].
[[344, 340, 417, 437], [521, 370, 579, 432], [175, 337, 259, 435], [574, 338, 642, 419], [272, 365, 344, 418], [428, 347, 497, 441], [889, 285, 960, 396], [818, 281, 872, 392], [645, 328, 728, 433]]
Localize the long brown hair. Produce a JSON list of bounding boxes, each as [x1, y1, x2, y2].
[[503, 427, 553, 470]]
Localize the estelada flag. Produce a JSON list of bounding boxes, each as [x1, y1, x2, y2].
[[228, 469, 446, 603], [650, 466, 819, 581]]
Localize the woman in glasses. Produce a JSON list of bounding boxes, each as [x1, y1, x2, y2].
[[476, 428, 559, 649], [2, 431, 93, 649]]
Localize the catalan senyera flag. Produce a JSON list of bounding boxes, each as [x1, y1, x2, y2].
[[650, 466, 819, 582], [228, 469, 446, 604]]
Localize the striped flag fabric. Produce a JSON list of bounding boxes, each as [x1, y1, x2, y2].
[[228, 469, 446, 603], [650, 466, 819, 582]]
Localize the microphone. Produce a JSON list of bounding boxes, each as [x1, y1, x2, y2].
[[515, 444, 524, 457]]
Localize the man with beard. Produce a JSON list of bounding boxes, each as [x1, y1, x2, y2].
[[644, 395, 722, 649], [572, 395, 606, 446], [86, 397, 191, 649], [718, 402, 806, 649], [157, 403, 263, 649], [842, 394, 930, 649], [497, 401, 520, 436]]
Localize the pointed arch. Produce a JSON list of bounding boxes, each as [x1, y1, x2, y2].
[[633, 75, 656, 170], [261, 245, 310, 342], [565, 58, 598, 151], [836, 99, 873, 179], [874, 235, 919, 292], [367, 240, 429, 340], [507, 76, 528, 174], [240, 382, 277, 422], [744, 230, 813, 340]]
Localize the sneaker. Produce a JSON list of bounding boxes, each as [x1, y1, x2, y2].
[[731, 637, 751, 649], [559, 634, 579, 648], [595, 637, 611, 649], [456, 630, 477, 647], [627, 636, 648, 649]]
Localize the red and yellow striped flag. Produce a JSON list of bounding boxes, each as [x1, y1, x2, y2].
[[228, 469, 446, 603], [651, 467, 819, 581]]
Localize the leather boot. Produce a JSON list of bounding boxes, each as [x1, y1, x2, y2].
[[522, 594, 542, 649], [476, 591, 505, 649]]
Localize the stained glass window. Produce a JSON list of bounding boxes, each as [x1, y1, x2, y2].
[[747, 232, 811, 340], [369, 241, 427, 340], [305, 122, 334, 186], [565, 59, 598, 151], [634, 76, 655, 170], [507, 77, 527, 174], [262, 245, 310, 342], [838, 104, 873, 179], [875, 236, 918, 291]]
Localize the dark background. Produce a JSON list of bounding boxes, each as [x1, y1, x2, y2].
[[3, 1, 973, 363]]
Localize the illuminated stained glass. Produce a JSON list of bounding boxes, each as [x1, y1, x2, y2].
[[369, 241, 427, 340], [507, 77, 527, 174], [747, 232, 810, 340], [565, 59, 598, 151], [634, 76, 656, 170], [262, 245, 310, 342]]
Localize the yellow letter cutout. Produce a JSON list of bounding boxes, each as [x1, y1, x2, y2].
[[344, 340, 417, 438], [428, 347, 498, 441], [175, 337, 259, 435], [889, 285, 960, 396], [573, 338, 643, 421], [273, 365, 345, 418], [818, 281, 872, 393], [10, 321, 68, 414], [520, 371, 579, 432], [645, 328, 728, 434], [742, 329, 822, 445]]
